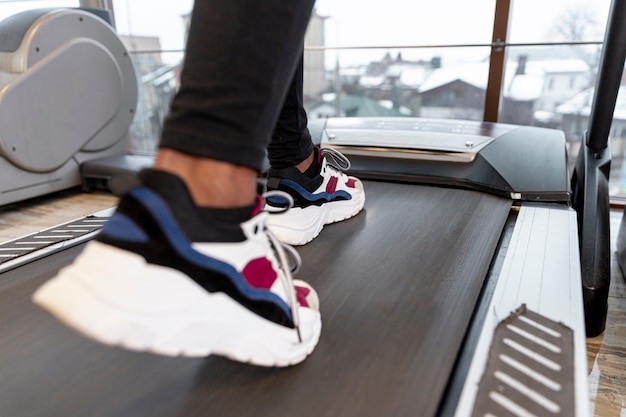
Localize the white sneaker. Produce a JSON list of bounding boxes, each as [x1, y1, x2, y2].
[[265, 146, 365, 245], [33, 180, 321, 367]]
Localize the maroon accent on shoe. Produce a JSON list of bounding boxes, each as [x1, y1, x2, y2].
[[243, 258, 311, 308], [315, 146, 322, 164], [326, 176, 338, 194], [242, 257, 276, 289], [346, 178, 357, 188], [295, 285, 310, 308], [251, 196, 263, 217]]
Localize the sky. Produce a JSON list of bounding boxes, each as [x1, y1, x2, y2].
[[313, 0, 611, 66], [314, 0, 611, 45], [109, 0, 611, 66], [0, 0, 613, 66]]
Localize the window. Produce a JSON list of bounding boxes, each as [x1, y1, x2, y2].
[[7, 1, 621, 198], [0, 0, 79, 19]]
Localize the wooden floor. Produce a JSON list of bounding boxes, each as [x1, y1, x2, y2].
[[0, 187, 624, 415], [587, 211, 626, 416], [0, 188, 118, 243]]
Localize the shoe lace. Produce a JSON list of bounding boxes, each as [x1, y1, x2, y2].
[[263, 189, 293, 213], [321, 147, 351, 171], [262, 190, 303, 342]]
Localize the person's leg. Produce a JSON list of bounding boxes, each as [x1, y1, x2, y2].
[[264, 58, 365, 246], [157, 1, 314, 207], [267, 55, 314, 170], [33, 0, 320, 367]]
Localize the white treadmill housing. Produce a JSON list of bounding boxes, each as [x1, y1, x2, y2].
[[0, 8, 137, 205]]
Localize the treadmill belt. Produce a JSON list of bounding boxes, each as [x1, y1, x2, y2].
[[0, 181, 511, 417]]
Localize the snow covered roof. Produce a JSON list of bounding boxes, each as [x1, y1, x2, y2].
[[554, 89, 594, 115], [359, 74, 386, 88], [507, 73, 544, 101], [418, 62, 490, 93], [306, 94, 407, 117], [417, 58, 588, 100], [354, 53, 590, 102], [524, 59, 590, 75], [398, 66, 430, 88], [556, 85, 626, 120]]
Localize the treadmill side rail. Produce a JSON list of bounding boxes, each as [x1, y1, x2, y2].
[[453, 205, 589, 417]]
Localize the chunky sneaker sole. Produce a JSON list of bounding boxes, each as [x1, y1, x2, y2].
[[266, 147, 365, 245], [33, 186, 321, 367], [266, 183, 364, 245]]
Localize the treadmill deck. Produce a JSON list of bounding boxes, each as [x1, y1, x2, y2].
[[0, 181, 511, 417]]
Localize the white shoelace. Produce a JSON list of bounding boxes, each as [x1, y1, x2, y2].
[[321, 147, 351, 171], [262, 190, 303, 342]]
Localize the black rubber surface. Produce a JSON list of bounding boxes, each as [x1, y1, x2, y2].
[[0, 181, 511, 417]]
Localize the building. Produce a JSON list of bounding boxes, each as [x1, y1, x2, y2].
[[119, 35, 179, 154], [306, 93, 407, 118], [118, 35, 163, 75], [326, 45, 594, 126], [303, 9, 328, 99]]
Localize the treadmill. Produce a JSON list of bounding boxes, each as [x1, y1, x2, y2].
[[2, 0, 625, 415]]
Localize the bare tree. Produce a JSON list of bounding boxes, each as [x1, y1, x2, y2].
[[550, 5, 600, 42], [548, 4, 604, 77]]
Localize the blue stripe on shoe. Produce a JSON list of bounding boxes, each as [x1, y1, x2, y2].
[[278, 179, 352, 203], [104, 187, 293, 320], [103, 213, 149, 243]]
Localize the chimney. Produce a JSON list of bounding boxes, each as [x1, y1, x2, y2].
[[516, 55, 528, 75]]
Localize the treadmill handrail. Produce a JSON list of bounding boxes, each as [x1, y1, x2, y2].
[[586, 0, 626, 152]]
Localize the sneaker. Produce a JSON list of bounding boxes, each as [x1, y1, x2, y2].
[[33, 170, 321, 367], [265, 147, 365, 245]]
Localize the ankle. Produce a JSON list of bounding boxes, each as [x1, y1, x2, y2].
[[295, 151, 315, 174], [155, 149, 257, 208], [139, 168, 254, 242]]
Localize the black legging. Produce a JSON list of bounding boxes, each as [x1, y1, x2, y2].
[[267, 55, 314, 169], [160, 0, 316, 171]]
